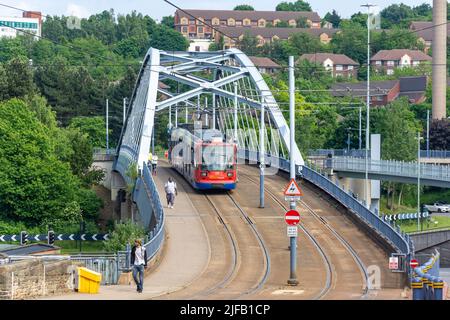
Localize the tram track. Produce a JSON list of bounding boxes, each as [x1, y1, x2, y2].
[[162, 164, 271, 300], [239, 169, 369, 299]]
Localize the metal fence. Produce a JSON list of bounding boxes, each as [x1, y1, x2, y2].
[[69, 254, 119, 285], [330, 157, 450, 183], [125, 163, 165, 270], [420, 150, 450, 158], [238, 149, 412, 257], [310, 149, 450, 159], [308, 149, 367, 158]]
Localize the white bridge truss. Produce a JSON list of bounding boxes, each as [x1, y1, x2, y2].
[[115, 48, 304, 181]]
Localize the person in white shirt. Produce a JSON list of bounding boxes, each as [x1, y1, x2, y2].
[[164, 177, 177, 209], [130, 239, 147, 293], [151, 154, 158, 175]]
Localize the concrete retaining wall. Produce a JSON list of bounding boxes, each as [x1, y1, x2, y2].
[[411, 229, 450, 267], [0, 259, 80, 300]]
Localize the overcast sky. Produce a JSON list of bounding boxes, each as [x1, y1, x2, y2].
[[0, 0, 434, 21]]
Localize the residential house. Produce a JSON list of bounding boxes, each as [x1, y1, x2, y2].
[[174, 9, 322, 40], [215, 26, 339, 49], [409, 21, 450, 53], [371, 49, 432, 75], [248, 56, 281, 74], [297, 53, 359, 78], [330, 76, 427, 106]]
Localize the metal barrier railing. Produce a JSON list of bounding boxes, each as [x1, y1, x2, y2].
[[420, 150, 450, 159], [310, 149, 450, 159], [238, 149, 412, 258], [308, 149, 367, 158], [330, 157, 450, 182], [121, 163, 165, 272]]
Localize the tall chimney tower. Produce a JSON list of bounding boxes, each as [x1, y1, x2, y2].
[[432, 0, 447, 120]]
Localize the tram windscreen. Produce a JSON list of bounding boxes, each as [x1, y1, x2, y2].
[[200, 145, 235, 170]]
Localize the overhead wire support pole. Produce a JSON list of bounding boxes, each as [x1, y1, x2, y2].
[[106, 98, 109, 154], [359, 105, 362, 150], [212, 93, 216, 130], [416, 132, 423, 232], [362, 3, 376, 208], [426, 109, 430, 158], [234, 82, 238, 143], [123, 97, 127, 126], [259, 100, 265, 209], [175, 104, 178, 127], [205, 96, 208, 127], [288, 56, 298, 286]]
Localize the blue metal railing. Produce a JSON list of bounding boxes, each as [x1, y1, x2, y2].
[[330, 157, 450, 184], [310, 149, 450, 159], [127, 163, 165, 268], [420, 150, 450, 158], [308, 149, 367, 158], [238, 149, 412, 257]]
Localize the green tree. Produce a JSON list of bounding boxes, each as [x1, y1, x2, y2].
[[296, 16, 308, 28], [103, 220, 146, 252], [372, 98, 421, 209], [233, 4, 255, 10], [412, 3, 432, 18], [275, 21, 291, 28], [161, 15, 175, 28], [380, 3, 414, 29], [0, 99, 82, 227], [429, 119, 450, 150], [0, 36, 28, 62], [349, 12, 368, 28], [3, 57, 37, 100], [323, 10, 341, 28], [69, 116, 107, 148], [276, 1, 312, 12], [288, 32, 323, 56], [331, 22, 367, 65], [149, 25, 189, 51], [238, 33, 260, 56]]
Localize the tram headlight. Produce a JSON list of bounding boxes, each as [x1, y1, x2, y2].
[[227, 172, 233, 177], [201, 171, 208, 177]]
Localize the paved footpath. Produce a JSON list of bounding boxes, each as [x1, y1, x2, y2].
[[42, 164, 210, 300]]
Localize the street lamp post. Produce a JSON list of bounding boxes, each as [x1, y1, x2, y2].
[[361, 3, 377, 208], [416, 132, 423, 232]]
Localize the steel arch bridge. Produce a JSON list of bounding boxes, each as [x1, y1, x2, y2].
[[114, 47, 303, 182]]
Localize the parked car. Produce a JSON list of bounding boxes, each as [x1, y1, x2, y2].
[[424, 202, 450, 213]]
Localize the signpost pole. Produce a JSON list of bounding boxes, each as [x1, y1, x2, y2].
[[259, 100, 265, 208], [288, 56, 298, 286], [106, 98, 109, 154]]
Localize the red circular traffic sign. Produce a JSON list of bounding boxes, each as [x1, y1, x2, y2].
[[285, 210, 300, 226], [410, 259, 419, 268]]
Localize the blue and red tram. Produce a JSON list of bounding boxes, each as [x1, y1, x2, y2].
[[168, 125, 237, 190]]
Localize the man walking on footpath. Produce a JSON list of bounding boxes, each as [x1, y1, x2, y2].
[[151, 154, 158, 175], [131, 239, 147, 293], [164, 177, 177, 209]]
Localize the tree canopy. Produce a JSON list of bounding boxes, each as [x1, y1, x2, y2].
[[233, 4, 255, 11], [276, 1, 312, 12]]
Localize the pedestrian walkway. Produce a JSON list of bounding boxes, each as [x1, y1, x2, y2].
[[41, 163, 210, 300]]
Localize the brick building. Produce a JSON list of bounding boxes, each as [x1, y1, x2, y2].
[[409, 21, 450, 53], [248, 56, 281, 74], [298, 53, 359, 78], [174, 9, 322, 40], [215, 26, 339, 49], [371, 49, 432, 75], [330, 76, 427, 106]]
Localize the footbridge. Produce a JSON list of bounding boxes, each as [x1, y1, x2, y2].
[[105, 48, 418, 298]]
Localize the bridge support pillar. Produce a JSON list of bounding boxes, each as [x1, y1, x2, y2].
[[336, 176, 372, 207]]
